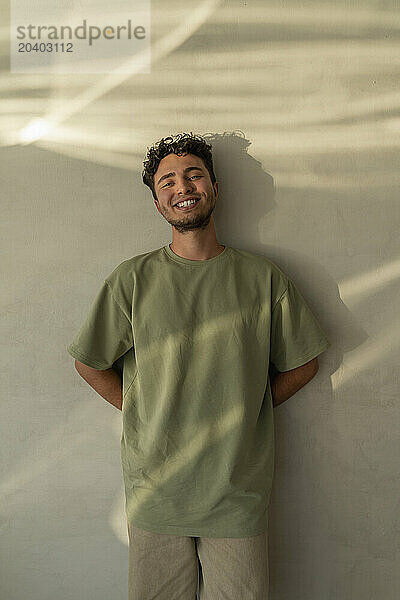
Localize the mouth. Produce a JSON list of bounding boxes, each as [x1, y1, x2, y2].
[[173, 197, 200, 211]]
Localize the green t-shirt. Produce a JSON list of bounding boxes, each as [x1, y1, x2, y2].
[[67, 244, 330, 538]]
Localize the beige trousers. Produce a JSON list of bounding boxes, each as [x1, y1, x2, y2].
[[127, 522, 269, 600]]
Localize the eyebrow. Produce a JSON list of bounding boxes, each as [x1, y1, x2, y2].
[[156, 166, 204, 187]]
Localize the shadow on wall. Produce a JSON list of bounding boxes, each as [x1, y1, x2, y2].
[[207, 130, 276, 248]]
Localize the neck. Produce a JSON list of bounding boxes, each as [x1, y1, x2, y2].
[[170, 232, 225, 261]]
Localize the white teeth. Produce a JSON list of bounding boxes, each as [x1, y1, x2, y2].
[[176, 198, 198, 208]]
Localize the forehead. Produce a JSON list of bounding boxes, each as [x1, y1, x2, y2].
[[155, 152, 206, 177]]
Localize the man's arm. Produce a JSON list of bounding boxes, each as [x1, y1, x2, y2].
[[270, 357, 319, 408], [73, 355, 319, 411], [74, 360, 123, 410]]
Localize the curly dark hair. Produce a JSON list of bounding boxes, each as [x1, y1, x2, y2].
[[142, 132, 217, 201]]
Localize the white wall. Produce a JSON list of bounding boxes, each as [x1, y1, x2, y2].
[[1, 1, 399, 598]]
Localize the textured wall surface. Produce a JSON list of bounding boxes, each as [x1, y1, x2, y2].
[[1, 1, 399, 598]]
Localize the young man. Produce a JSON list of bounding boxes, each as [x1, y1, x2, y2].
[[67, 132, 330, 599]]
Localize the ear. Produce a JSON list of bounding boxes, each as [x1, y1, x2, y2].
[[213, 181, 219, 198]]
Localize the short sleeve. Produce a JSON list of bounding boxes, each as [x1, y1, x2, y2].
[[270, 278, 330, 372], [67, 279, 134, 370]]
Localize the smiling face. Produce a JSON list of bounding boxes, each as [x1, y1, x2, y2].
[[153, 152, 218, 233]]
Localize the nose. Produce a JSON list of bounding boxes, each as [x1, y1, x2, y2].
[[176, 177, 195, 196]]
